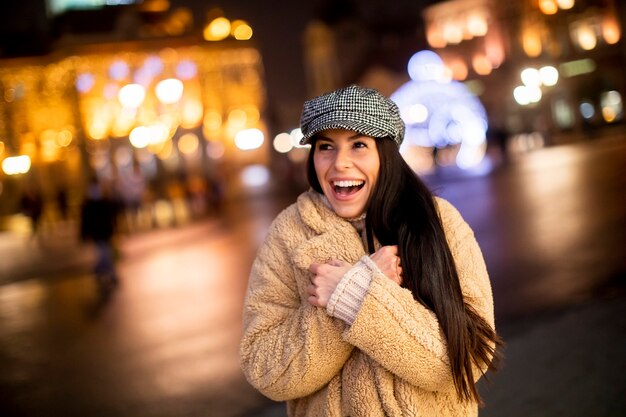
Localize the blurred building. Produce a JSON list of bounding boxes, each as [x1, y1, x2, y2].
[[422, 0, 625, 151], [300, 0, 624, 168], [0, 0, 269, 223]]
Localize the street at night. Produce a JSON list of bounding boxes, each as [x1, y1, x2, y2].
[[1, 0, 626, 414], [0, 135, 625, 417]]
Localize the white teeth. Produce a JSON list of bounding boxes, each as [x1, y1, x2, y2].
[[333, 180, 364, 187]]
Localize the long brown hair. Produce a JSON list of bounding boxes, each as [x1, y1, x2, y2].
[[307, 137, 502, 404]]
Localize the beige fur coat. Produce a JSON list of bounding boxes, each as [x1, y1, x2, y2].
[[240, 190, 495, 416]]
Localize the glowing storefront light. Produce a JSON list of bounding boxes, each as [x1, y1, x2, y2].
[[580, 101, 595, 119], [560, 59, 596, 78], [178, 133, 199, 154], [155, 78, 184, 104], [539, 0, 558, 15], [235, 128, 264, 150], [118, 83, 146, 108], [556, 0, 574, 9], [602, 16, 621, 45], [2, 155, 31, 175], [241, 164, 269, 187], [129, 126, 151, 148], [204, 17, 231, 41], [228, 109, 248, 129], [176, 60, 197, 80], [521, 68, 541, 87], [408, 50, 446, 83], [522, 28, 543, 57], [76, 73, 95, 93], [109, 60, 130, 80], [575, 24, 597, 50], [539, 66, 559, 86], [466, 13, 487, 37], [392, 50, 488, 170], [601, 90, 623, 123], [129, 124, 169, 149], [447, 58, 468, 81], [403, 104, 429, 124], [231, 20, 253, 40], [273, 133, 293, 153], [203, 111, 222, 130], [472, 55, 492, 75]]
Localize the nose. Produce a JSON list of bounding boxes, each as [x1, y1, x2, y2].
[[334, 147, 352, 170]]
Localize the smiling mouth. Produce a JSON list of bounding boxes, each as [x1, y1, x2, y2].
[[332, 180, 365, 196]]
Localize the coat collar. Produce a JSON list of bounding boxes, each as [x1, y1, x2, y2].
[[291, 190, 367, 271]]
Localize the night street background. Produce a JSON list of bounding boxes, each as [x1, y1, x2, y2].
[[1, 0, 626, 416]]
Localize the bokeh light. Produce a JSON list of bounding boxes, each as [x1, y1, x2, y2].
[[156, 78, 184, 104], [241, 164, 269, 187], [273, 133, 293, 153], [235, 128, 264, 151], [118, 83, 146, 108]]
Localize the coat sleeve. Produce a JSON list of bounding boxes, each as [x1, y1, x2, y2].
[[239, 210, 354, 401], [341, 199, 495, 392]]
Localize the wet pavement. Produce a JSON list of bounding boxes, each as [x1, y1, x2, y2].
[[0, 135, 625, 417]]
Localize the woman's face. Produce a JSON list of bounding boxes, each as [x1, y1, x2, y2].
[[313, 128, 380, 219]]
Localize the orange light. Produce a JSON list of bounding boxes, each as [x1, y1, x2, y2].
[[472, 55, 492, 75], [522, 29, 542, 57], [539, 0, 558, 15], [603, 16, 621, 44]]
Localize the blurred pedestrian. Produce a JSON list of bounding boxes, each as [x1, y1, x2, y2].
[[55, 186, 69, 221], [20, 184, 43, 240], [80, 176, 120, 295], [240, 85, 502, 416]]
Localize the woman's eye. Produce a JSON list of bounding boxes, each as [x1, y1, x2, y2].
[[318, 143, 333, 151], [354, 141, 367, 148]]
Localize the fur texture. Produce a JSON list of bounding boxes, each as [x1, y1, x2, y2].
[[240, 190, 495, 416]]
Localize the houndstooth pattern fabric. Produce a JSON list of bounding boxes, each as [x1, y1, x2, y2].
[[299, 85, 405, 146]]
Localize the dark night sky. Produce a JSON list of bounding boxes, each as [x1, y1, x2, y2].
[[170, 0, 433, 131], [171, 0, 319, 130]]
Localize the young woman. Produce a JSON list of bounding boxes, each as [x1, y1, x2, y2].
[[240, 85, 501, 416]]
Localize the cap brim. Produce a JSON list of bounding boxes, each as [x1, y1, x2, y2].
[[299, 120, 390, 145]]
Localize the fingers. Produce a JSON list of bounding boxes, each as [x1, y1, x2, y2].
[[308, 263, 321, 274], [328, 259, 350, 267]]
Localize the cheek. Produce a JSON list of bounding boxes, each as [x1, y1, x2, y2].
[[313, 156, 327, 184]]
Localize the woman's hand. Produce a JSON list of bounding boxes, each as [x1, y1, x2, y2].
[[307, 259, 351, 308], [370, 245, 403, 285]]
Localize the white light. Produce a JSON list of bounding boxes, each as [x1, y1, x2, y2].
[[129, 124, 168, 149], [235, 128, 265, 150], [521, 68, 542, 87], [456, 143, 486, 169], [241, 165, 269, 187], [118, 83, 146, 108], [129, 126, 151, 148], [539, 66, 559, 86], [2, 155, 31, 175], [527, 86, 543, 103], [556, 0, 574, 9], [273, 133, 293, 153], [403, 104, 429, 124], [408, 50, 446, 82], [155, 78, 184, 104], [514, 86, 531, 105], [290, 128, 309, 148]]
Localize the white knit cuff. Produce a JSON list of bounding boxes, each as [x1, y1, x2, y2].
[[326, 256, 375, 325]]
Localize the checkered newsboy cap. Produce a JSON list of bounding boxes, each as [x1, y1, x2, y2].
[[299, 85, 405, 146]]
